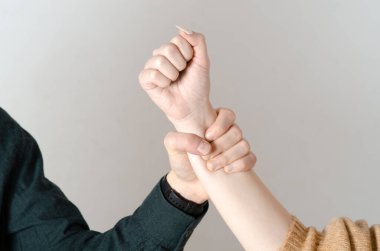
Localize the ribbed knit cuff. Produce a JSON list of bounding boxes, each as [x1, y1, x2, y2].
[[279, 215, 310, 250]]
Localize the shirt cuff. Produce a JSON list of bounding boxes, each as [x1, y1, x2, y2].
[[132, 177, 208, 250]]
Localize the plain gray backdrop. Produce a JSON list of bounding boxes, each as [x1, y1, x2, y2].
[[1, 1, 379, 250]]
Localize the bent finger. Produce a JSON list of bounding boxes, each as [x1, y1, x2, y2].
[[170, 35, 193, 62], [144, 55, 179, 81], [224, 152, 257, 173], [139, 69, 171, 90], [164, 131, 212, 156], [207, 139, 251, 171], [205, 108, 236, 141], [205, 124, 242, 160], [176, 28, 209, 67], [153, 43, 187, 71]]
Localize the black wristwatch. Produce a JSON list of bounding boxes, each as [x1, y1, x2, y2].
[[160, 174, 208, 217]]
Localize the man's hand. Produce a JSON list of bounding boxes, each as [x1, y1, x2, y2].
[[164, 109, 257, 204], [139, 26, 216, 136]]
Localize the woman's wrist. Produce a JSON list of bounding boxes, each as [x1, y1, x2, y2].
[[165, 101, 215, 204], [169, 102, 217, 138]]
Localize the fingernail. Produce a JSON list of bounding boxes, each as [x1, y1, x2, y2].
[[175, 25, 193, 35], [225, 165, 233, 173], [205, 131, 213, 141], [208, 160, 221, 171], [207, 161, 216, 171], [197, 140, 211, 155]]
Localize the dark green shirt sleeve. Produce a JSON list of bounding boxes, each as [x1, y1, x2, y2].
[[0, 107, 207, 251]]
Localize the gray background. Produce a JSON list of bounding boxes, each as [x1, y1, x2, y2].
[[1, 1, 379, 250]]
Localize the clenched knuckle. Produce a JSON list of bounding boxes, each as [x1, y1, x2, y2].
[[231, 126, 242, 141], [149, 70, 159, 80], [225, 108, 236, 122], [170, 36, 181, 44], [155, 56, 165, 67], [241, 140, 250, 152], [163, 43, 176, 55]]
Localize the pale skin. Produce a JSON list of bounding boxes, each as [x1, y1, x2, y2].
[[139, 27, 292, 250], [164, 108, 255, 204]]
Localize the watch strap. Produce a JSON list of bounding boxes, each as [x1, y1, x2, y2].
[[160, 174, 208, 217]]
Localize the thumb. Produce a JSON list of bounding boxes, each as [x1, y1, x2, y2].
[[175, 25, 210, 68], [164, 131, 212, 156]]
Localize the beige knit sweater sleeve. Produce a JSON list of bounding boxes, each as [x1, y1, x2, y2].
[[280, 216, 380, 250]]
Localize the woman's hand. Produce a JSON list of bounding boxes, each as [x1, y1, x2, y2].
[[164, 108, 257, 204], [139, 27, 216, 136]]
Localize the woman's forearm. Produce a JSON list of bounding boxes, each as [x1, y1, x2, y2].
[[173, 108, 292, 251], [140, 28, 292, 250], [189, 155, 292, 251]]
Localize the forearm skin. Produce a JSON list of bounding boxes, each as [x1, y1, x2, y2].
[[172, 105, 292, 251]]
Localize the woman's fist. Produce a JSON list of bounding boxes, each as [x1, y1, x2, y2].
[[139, 27, 215, 135]]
